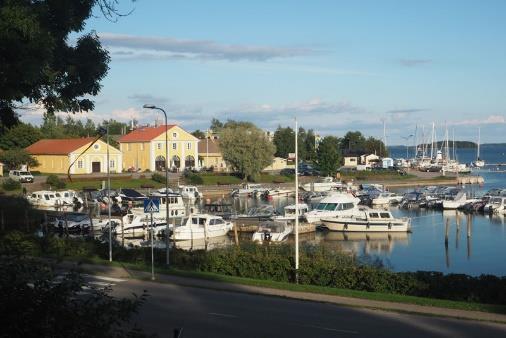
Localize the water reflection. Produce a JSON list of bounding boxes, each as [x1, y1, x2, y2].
[[319, 231, 409, 255]]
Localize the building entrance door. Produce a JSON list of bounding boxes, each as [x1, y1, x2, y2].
[[92, 162, 101, 173]]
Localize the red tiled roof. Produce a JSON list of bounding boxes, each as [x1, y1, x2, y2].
[[118, 125, 176, 142], [198, 138, 221, 153], [26, 138, 96, 155]]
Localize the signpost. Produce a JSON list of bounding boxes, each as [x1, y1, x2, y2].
[[144, 198, 160, 280]]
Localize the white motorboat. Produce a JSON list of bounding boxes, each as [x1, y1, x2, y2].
[[231, 183, 267, 197], [321, 209, 411, 232], [301, 176, 343, 192], [178, 185, 203, 201], [472, 127, 485, 168], [262, 188, 294, 198], [108, 212, 172, 238], [304, 193, 361, 224], [130, 191, 186, 219], [484, 196, 506, 214], [173, 214, 233, 241], [27, 190, 65, 207], [371, 192, 403, 205], [48, 213, 91, 233], [442, 190, 468, 209], [271, 203, 309, 221], [252, 221, 293, 243], [54, 190, 83, 206]]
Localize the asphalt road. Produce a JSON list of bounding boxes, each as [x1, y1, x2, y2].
[[102, 277, 506, 338]]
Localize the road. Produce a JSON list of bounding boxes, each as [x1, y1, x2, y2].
[[92, 276, 506, 338]]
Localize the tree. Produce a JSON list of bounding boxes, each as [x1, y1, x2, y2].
[[210, 118, 223, 132], [0, 123, 42, 150], [340, 131, 366, 153], [364, 137, 388, 157], [191, 129, 206, 139], [0, 149, 39, 170], [219, 123, 275, 180], [316, 136, 341, 176], [304, 129, 317, 162], [273, 126, 295, 158], [0, 0, 111, 130]]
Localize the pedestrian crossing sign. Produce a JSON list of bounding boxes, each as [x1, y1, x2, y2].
[[144, 198, 160, 213]]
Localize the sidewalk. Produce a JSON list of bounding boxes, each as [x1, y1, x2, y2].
[[74, 262, 506, 324]]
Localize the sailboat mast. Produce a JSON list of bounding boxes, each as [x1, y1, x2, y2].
[[430, 122, 435, 160], [477, 127, 481, 160]]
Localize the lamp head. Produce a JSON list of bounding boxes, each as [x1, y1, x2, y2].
[[143, 104, 156, 109]]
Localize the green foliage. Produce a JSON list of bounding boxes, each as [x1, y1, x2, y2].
[[210, 118, 224, 132], [0, 123, 43, 150], [151, 173, 166, 184], [273, 126, 295, 158], [0, 0, 110, 129], [2, 178, 21, 191], [340, 131, 388, 157], [0, 148, 39, 170], [46, 175, 66, 189], [191, 129, 206, 138], [184, 172, 204, 185], [219, 123, 275, 179], [316, 136, 341, 176]]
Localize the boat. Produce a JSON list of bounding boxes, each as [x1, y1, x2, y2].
[[27, 190, 65, 207], [371, 192, 403, 205], [300, 176, 342, 192], [48, 213, 92, 234], [472, 127, 485, 168], [251, 221, 293, 243], [106, 212, 172, 238], [178, 185, 203, 201], [442, 190, 468, 209], [172, 214, 233, 241], [484, 196, 506, 214], [203, 201, 236, 219], [271, 203, 309, 221], [321, 209, 411, 232], [232, 205, 277, 221], [231, 183, 267, 197], [262, 188, 295, 198], [54, 190, 84, 206], [303, 193, 361, 224], [130, 191, 186, 219]]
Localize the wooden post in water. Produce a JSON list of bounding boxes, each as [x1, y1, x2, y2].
[[233, 222, 239, 247], [466, 214, 472, 260], [121, 216, 124, 247], [445, 217, 449, 246]]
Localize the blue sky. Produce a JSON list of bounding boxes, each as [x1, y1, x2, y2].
[[20, 0, 506, 144]]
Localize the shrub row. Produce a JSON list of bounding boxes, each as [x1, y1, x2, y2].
[[2, 233, 506, 306]]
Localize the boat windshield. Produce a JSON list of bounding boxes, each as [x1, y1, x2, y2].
[[324, 203, 337, 210], [316, 203, 327, 210], [491, 198, 503, 205]]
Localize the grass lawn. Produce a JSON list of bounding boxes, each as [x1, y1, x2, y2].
[[80, 256, 506, 316], [65, 178, 165, 190], [341, 171, 416, 181]]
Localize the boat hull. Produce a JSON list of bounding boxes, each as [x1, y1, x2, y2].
[[321, 218, 410, 232]]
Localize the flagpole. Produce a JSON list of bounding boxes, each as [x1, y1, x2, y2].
[[295, 118, 299, 282]]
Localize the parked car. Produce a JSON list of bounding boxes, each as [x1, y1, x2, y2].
[[9, 170, 34, 183]]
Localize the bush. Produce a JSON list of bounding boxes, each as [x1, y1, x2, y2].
[[46, 174, 66, 189], [184, 172, 204, 185], [2, 178, 21, 191], [151, 173, 165, 183]]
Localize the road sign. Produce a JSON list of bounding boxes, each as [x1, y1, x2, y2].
[[144, 198, 160, 213]]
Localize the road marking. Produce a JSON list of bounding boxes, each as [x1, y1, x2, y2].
[[82, 274, 126, 283], [304, 324, 358, 334], [208, 312, 238, 318]]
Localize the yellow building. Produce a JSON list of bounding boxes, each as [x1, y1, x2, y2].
[[119, 125, 199, 171], [26, 138, 122, 174], [198, 138, 229, 171]]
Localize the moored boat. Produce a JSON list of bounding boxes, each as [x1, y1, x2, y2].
[[321, 209, 411, 232]]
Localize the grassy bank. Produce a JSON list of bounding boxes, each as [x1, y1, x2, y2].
[[341, 170, 416, 181], [184, 172, 294, 185], [65, 177, 165, 190]]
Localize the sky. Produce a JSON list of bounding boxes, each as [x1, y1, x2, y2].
[[19, 0, 506, 144]]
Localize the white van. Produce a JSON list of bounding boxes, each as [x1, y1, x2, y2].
[[9, 170, 34, 183]]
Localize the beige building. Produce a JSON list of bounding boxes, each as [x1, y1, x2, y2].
[[263, 157, 294, 171], [343, 155, 359, 168], [360, 153, 380, 166], [26, 138, 122, 174], [198, 138, 229, 171]]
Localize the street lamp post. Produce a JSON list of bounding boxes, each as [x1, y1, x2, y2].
[[106, 123, 112, 262], [143, 104, 170, 266]]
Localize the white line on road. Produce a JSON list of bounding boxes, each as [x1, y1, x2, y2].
[[208, 312, 238, 318], [82, 274, 126, 283], [304, 324, 358, 334]]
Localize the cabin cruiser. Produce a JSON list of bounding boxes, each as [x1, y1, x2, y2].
[[130, 191, 186, 219], [304, 193, 361, 224], [300, 176, 342, 192], [203, 201, 235, 219], [252, 221, 293, 243], [98, 212, 171, 238], [231, 183, 267, 197], [442, 190, 469, 209], [27, 191, 64, 207], [302, 191, 333, 203], [53, 190, 83, 206], [178, 185, 203, 201], [47, 213, 91, 234], [271, 203, 309, 221], [172, 214, 233, 241], [371, 192, 403, 205], [321, 209, 411, 232], [484, 196, 506, 214]]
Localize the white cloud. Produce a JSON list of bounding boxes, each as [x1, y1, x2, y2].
[[99, 32, 312, 62], [451, 115, 506, 126]]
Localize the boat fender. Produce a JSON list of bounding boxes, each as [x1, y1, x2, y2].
[[366, 222, 370, 229], [388, 222, 392, 229], [264, 231, 271, 241], [344, 223, 348, 230]]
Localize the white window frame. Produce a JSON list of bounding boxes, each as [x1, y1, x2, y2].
[[110, 160, 115, 168], [77, 160, 83, 169], [187, 142, 191, 150], [172, 143, 177, 150]]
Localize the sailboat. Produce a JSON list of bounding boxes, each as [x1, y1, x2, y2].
[[472, 127, 485, 168]]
